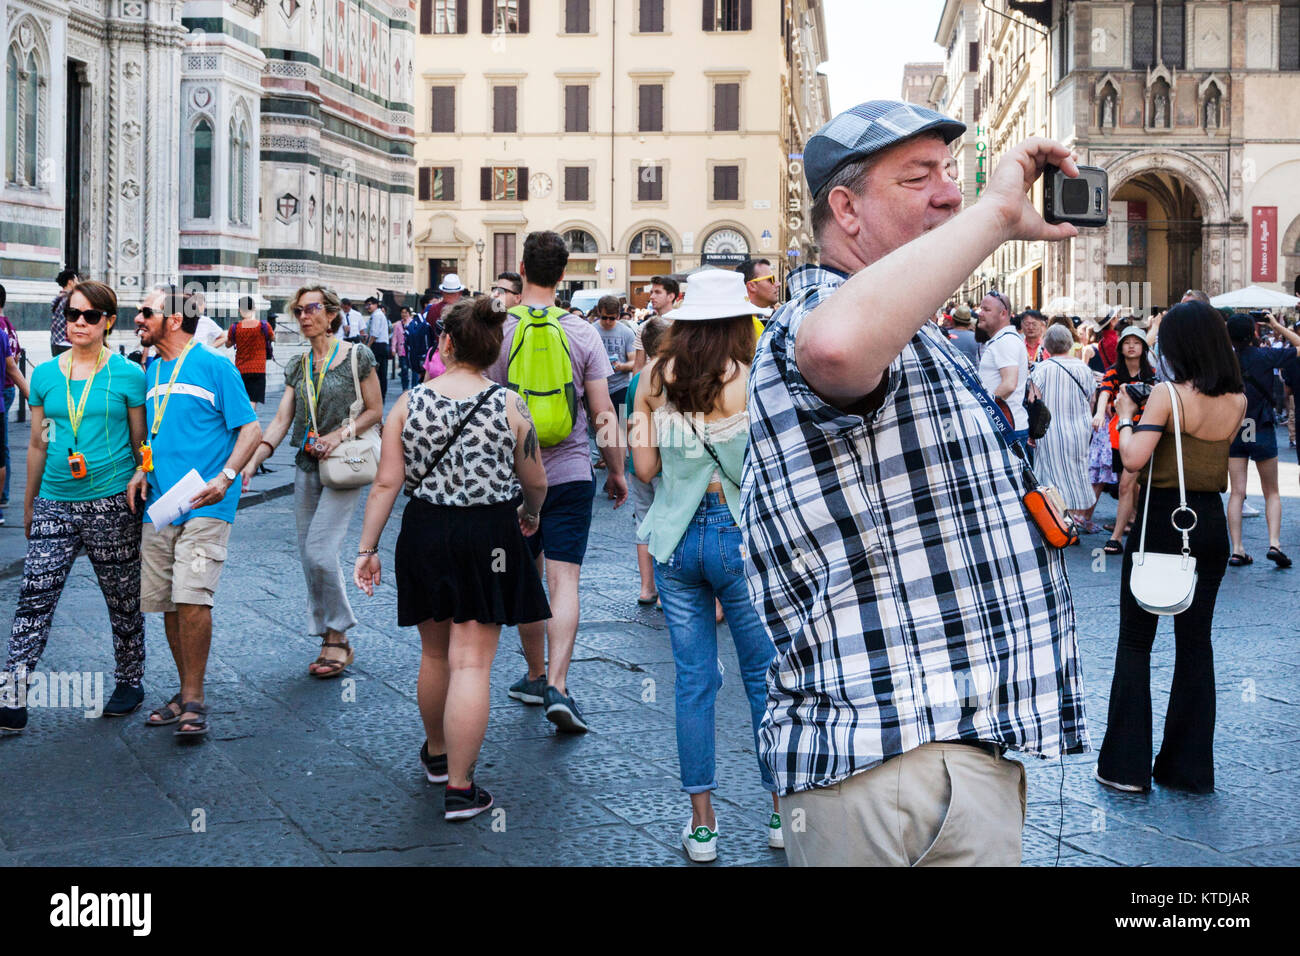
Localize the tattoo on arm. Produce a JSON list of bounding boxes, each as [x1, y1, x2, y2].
[[523, 423, 540, 461], [515, 394, 532, 421]]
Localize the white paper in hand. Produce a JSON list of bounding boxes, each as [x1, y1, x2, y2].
[[147, 468, 208, 528]]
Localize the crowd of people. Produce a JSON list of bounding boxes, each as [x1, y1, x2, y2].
[[1, 97, 1297, 865]]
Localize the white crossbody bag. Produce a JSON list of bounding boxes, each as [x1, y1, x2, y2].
[[1129, 382, 1198, 616], [307, 344, 381, 490]]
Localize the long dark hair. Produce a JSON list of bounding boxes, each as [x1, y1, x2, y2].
[[650, 316, 754, 415], [1157, 301, 1243, 396], [1110, 333, 1154, 385]]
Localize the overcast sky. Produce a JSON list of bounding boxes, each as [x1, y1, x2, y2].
[[821, 0, 949, 115]]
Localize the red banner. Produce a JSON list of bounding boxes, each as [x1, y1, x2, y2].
[[1253, 206, 1278, 282]]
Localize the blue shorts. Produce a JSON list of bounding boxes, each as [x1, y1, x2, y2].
[[1229, 420, 1278, 462], [525, 477, 597, 565]]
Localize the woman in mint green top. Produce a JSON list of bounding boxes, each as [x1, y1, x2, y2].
[[1, 280, 149, 734], [628, 268, 778, 864]]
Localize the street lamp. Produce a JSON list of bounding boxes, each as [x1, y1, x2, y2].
[[475, 238, 485, 292]]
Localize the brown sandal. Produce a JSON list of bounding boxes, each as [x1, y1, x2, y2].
[[309, 640, 354, 679]]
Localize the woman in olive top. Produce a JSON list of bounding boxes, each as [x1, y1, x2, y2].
[[0, 280, 148, 732]]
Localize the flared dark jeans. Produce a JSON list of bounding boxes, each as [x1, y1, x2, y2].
[[1097, 487, 1228, 793]]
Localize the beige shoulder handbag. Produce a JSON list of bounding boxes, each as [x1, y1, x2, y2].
[[308, 344, 381, 489], [1129, 382, 1198, 616]]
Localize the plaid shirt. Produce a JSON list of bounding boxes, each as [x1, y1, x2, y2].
[[50, 292, 69, 350], [741, 264, 1090, 796]]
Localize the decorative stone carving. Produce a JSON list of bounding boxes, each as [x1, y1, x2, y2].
[[1246, 5, 1275, 70], [1191, 6, 1229, 71], [120, 180, 140, 199], [121, 239, 139, 257]]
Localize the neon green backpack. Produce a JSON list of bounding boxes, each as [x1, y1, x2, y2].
[[506, 305, 578, 447]]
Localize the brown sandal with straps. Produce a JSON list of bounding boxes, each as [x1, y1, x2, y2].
[[309, 640, 354, 679]]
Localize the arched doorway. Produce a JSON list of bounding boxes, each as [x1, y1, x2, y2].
[[700, 225, 752, 268], [559, 226, 600, 302], [1108, 171, 1203, 310], [1282, 213, 1300, 298]]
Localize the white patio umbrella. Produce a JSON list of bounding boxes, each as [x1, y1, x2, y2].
[[1208, 285, 1300, 310]]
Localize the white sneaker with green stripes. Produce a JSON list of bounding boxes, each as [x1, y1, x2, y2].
[[681, 820, 719, 862], [768, 812, 784, 849]]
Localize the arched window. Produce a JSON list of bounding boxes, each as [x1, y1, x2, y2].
[[239, 121, 250, 223], [629, 228, 673, 255], [563, 229, 597, 254], [6, 41, 43, 186], [193, 119, 213, 218]]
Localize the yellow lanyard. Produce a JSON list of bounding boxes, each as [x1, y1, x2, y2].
[[303, 341, 340, 421], [62, 347, 108, 445], [150, 339, 198, 439]]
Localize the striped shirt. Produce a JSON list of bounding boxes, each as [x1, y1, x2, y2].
[[741, 264, 1090, 796]]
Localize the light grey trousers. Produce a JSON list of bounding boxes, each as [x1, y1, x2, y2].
[[294, 467, 362, 637]]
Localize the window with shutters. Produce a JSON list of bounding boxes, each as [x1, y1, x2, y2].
[[639, 0, 665, 33], [638, 83, 664, 132], [565, 0, 590, 34], [419, 166, 456, 202], [713, 82, 740, 132], [703, 0, 750, 32], [424, 0, 464, 34], [637, 165, 664, 202], [1132, 3, 1156, 69], [430, 86, 456, 132], [564, 84, 590, 133], [1161, 1, 1185, 69], [712, 164, 739, 202], [563, 166, 590, 202], [968, 41, 979, 73], [493, 85, 518, 133], [1282, 0, 1300, 71], [487, 0, 523, 34]]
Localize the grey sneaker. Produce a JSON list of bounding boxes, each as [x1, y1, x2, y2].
[[507, 673, 546, 705]]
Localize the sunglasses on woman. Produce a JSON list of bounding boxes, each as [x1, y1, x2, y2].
[[292, 302, 327, 317], [66, 307, 109, 325]]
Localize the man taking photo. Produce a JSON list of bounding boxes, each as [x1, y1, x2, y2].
[[741, 100, 1089, 867]]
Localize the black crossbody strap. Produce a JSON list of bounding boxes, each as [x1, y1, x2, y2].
[[405, 385, 501, 498], [682, 416, 740, 488], [1048, 359, 1092, 403]]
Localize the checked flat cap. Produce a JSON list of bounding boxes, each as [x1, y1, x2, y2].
[[805, 100, 967, 198]]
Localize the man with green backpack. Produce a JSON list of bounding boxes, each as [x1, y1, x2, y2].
[[488, 231, 628, 734]]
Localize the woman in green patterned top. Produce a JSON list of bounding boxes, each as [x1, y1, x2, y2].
[[243, 285, 382, 679]]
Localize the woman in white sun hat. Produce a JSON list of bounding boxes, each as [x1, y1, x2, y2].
[[629, 268, 779, 864]]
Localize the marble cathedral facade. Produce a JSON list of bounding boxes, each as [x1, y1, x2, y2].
[[0, 0, 414, 327]]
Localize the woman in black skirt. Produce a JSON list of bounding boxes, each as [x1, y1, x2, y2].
[[354, 295, 549, 821]]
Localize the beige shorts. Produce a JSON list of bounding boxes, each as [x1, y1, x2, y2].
[[140, 517, 233, 612]]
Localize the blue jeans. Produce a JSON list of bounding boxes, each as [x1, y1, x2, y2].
[[654, 493, 777, 795], [397, 353, 411, 391]]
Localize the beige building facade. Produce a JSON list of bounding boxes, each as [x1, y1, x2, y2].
[[937, 0, 1300, 315], [411, 0, 829, 307]]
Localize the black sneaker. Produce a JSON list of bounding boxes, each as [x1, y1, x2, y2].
[[507, 673, 546, 705], [444, 784, 494, 821], [0, 705, 27, 733], [419, 740, 448, 783], [544, 685, 589, 734], [102, 683, 144, 717]]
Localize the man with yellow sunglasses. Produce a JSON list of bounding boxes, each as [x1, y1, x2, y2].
[[739, 258, 780, 344]]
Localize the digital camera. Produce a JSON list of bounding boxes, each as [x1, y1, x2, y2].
[[1043, 164, 1109, 228]]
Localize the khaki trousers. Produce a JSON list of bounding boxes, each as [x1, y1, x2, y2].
[[780, 742, 1027, 867]]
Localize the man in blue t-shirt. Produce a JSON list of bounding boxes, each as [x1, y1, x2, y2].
[[127, 287, 261, 739]]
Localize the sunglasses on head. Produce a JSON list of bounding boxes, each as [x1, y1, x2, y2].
[[67, 307, 109, 325], [987, 291, 1010, 310]]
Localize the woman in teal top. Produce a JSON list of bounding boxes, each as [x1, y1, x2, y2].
[[0, 281, 149, 733], [629, 269, 779, 864]]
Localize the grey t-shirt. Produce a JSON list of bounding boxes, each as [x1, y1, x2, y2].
[[598, 322, 636, 393]]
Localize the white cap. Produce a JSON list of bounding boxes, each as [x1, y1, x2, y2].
[[664, 269, 771, 322]]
